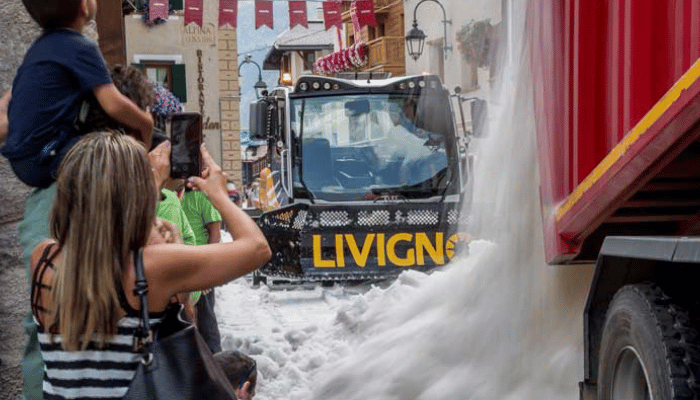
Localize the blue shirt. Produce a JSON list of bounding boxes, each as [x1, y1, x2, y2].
[[1, 29, 112, 160]]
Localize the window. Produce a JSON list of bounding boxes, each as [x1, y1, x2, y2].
[[300, 51, 316, 72], [133, 55, 187, 103], [143, 62, 173, 90]]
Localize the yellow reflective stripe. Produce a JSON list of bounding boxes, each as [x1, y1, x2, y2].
[[556, 58, 700, 222]]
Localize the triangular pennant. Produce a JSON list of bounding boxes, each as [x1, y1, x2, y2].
[[354, 0, 377, 28], [255, 0, 273, 30], [289, 1, 308, 29], [149, 0, 169, 22], [322, 0, 342, 31], [219, 0, 238, 28], [184, 0, 203, 27]]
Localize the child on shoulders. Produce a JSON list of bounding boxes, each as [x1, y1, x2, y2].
[[1, 0, 153, 188]]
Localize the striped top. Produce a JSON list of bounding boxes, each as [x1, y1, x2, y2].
[[31, 243, 166, 399], [36, 315, 163, 400]]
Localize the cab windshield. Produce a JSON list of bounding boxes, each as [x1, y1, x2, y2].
[[291, 93, 457, 201]]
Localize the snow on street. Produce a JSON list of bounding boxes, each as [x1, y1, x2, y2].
[[214, 270, 435, 400]]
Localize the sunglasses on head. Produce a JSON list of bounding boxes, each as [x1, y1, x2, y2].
[[238, 358, 256, 389]]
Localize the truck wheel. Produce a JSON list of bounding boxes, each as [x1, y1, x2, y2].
[[597, 284, 700, 400]]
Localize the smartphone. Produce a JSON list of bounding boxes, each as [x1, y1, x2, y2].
[[169, 112, 203, 179]]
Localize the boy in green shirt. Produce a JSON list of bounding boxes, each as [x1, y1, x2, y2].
[[181, 188, 223, 352]]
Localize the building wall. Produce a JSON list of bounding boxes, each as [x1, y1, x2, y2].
[[404, 0, 500, 94], [124, 2, 242, 186]]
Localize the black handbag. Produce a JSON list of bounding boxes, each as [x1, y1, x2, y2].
[[122, 249, 238, 400]]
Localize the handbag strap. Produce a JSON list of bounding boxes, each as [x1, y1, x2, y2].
[[132, 248, 152, 347]]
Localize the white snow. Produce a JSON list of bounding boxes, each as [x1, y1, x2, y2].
[[215, 1, 586, 399]]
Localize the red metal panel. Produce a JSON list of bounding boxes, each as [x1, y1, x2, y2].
[[532, 0, 700, 263]]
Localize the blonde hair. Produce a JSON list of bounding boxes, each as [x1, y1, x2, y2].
[[49, 131, 157, 350]]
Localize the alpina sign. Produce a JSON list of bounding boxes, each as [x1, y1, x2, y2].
[[183, 23, 216, 45]]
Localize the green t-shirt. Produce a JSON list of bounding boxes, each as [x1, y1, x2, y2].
[[157, 189, 196, 246], [180, 190, 222, 246]]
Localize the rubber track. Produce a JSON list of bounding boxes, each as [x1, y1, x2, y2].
[[630, 283, 700, 399]]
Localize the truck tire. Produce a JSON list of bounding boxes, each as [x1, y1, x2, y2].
[[597, 284, 700, 400]]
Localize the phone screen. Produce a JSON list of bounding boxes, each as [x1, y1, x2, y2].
[[169, 112, 203, 178]]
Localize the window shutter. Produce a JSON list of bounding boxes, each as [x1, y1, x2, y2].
[[170, 0, 184, 10], [172, 64, 187, 103]]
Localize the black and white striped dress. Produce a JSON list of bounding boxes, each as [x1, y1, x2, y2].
[[36, 314, 163, 400]]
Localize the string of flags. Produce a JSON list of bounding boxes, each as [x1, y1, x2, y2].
[[148, 0, 377, 31]]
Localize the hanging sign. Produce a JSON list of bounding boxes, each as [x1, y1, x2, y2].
[[255, 0, 274, 29], [322, 0, 342, 31], [184, 0, 203, 27], [289, 1, 308, 29], [149, 0, 169, 23], [219, 0, 238, 28], [354, 0, 377, 28]]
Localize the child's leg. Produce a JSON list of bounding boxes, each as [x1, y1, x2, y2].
[[19, 184, 56, 400]]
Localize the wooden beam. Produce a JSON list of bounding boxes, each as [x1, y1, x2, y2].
[[95, 1, 126, 67]]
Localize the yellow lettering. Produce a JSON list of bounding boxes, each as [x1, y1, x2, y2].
[[415, 232, 444, 265], [335, 234, 345, 267], [377, 233, 386, 266], [387, 233, 415, 267], [313, 235, 335, 268], [345, 234, 375, 267]]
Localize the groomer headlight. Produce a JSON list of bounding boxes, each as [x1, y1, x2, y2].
[[323, 82, 332, 90], [312, 81, 321, 90], [299, 82, 309, 91]]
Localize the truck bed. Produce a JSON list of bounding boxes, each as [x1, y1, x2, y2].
[[531, 0, 700, 263]]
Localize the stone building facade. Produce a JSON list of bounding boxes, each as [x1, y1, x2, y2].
[[124, 2, 242, 186], [0, 1, 41, 398]]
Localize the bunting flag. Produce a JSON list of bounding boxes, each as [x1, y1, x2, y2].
[[288, 1, 308, 29], [149, 0, 169, 22], [219, 0, 238, 28], [354, 0, 377, 28], [255, 0, 274, 29], [322, 0, 343, 31], [184, 0, 203, 27]]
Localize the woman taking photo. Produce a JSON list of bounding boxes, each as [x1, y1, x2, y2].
[[29, 131, 270, 399]]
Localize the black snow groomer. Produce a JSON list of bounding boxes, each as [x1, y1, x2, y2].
[[248, 74, 471, 282]]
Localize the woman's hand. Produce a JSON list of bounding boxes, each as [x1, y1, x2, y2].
[[186, 144, 228, 202], [147, 217, 184, 245], [148, 140, 171, 191]]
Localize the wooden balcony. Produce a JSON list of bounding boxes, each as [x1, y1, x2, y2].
[[365, 36, 406, 76]]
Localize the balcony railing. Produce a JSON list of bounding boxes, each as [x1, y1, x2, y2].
[[365, 36, 406, 76]]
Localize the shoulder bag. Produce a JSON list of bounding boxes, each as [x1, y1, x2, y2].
[[122, 249, 238, 400]]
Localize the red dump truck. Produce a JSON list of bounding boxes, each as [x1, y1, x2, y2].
[[531, 1, 700, 399]]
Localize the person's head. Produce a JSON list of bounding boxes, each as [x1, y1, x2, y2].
[[82, 65, 154, 135], [22, 0, 96, 30], [214, 350, 257, 399], [50, 131, 157, 350]]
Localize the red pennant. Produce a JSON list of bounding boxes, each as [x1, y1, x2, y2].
[[219, 0, 238, 28], [322, 0, 342, 31], [255, 0, 273, 30], [184, 0, 203, 27], [289, 1, 308, 29], [354, 0, 377, 28], [149, 0, 169, 22]]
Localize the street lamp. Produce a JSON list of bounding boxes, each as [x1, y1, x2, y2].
[[405, 0, 452, 61], [238, 54, 268, 98]]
